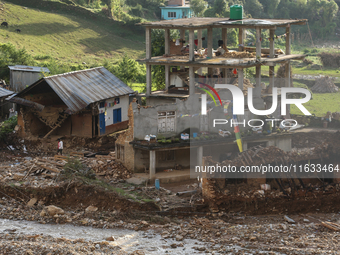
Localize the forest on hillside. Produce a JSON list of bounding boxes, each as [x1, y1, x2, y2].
[[68, 0, 339, 38]]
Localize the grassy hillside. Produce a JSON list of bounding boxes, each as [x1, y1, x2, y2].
[[0, 1, 145, 65]]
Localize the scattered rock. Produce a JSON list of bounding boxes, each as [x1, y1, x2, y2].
[[44, 205, 65, 216], [175, 235, 184, 241], [284, 215, 295, 224], [105, 236, 115, 241], [26, 198, 38, 207], [85, 205, 98, 213]]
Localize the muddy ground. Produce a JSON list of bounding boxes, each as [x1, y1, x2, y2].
[[0, 129, 340, 254]]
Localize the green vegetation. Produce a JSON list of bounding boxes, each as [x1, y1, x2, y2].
[[0, 116, 17, 140], [0, 2, 145, 65], [291, 92, 340, 117]]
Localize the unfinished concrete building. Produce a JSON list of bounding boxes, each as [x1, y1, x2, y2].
[[116, 17, 307, 183], [10, 67, 134, 138]]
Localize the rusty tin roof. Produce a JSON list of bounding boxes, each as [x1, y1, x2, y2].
[[14, 67, 135, 114]]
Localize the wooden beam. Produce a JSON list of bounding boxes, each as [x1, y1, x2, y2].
[[189, 29, 195, 62], [256, 28, 261, 61], [269, 29, 275, 58], [146, 27, 152, 59], [286, 26, 291, 55], [164, 28, 170, 55]]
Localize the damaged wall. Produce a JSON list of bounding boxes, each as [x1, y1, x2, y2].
[[115, 101, 135, 172], [133, 95, 201, 140]]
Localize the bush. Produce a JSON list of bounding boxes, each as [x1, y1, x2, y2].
[[63, 158, 95, 179], [0, 116, 17, 140]]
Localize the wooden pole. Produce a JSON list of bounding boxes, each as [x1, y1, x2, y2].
[[238, 28, 244, 51], [256, 27, 261, 61], [269, 29, 275, 58]]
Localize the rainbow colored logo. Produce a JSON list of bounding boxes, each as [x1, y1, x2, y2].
[[198, 82, 243, 153]]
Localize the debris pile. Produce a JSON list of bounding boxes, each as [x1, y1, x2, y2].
[[0, 152, 131, 185], [85, 153, 132, 182], [311, 76, 339, 93], [232, 77, 254, 92]]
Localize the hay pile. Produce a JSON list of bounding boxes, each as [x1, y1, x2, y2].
[[311, 76, 339, 93], [318, 52, 340, 68], [275, 64, 293, 88], [233, 78, 254, 92], [222, 51, 267, 58]]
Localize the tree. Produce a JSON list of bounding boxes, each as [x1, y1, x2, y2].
[[213, 0, 228, 16], [191, 0, 208, 17]]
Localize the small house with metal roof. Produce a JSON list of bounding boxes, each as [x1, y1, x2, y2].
[[9, 67, 134, 138], [8, 65, 50, 93]]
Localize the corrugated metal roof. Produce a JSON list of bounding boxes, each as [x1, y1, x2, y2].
[[43, 67, 134, 113], [8, 65, 50, 73], [0, 87, 14, 98]]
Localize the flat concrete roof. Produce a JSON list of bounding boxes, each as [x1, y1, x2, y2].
[[139, 54, 306, 68], [137, 18, 307, 29]]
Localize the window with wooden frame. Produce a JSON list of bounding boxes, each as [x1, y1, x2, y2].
[[158, 111, 176, 133]]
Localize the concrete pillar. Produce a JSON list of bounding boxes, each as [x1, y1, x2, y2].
[[238, 28, 244, 51], [285, 61, 291, 117], [207, 27, 213, 58], [189, 29, 195, 62], [149, 150, 156, 180], [256, 27, 261, 61], [285, 26, 291, 116], [165, 65, 170, 91], [146, 27, 152, 59], [269, 29, 275, 58], [269, 66, 275, 92], [180, 29, 185, 70], [146, 64, 152, 96], [197, 146, 203, 169], [164, 28, 170, 55], [197, 29, 203, 75], [238, 68, 244, 91], [189, 66, 195, 97], [256, 65, 261, 88]]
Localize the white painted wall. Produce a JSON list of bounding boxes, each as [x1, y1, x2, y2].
[[170, 74, 183, 87], [98, 95, 129, 126]]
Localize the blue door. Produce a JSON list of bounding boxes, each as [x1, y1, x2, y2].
[[99, 112, 106, 135], [113, 108, 121, 124]]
